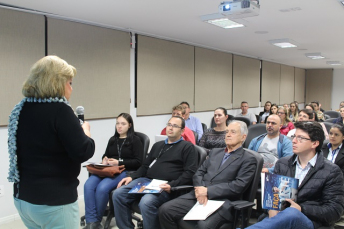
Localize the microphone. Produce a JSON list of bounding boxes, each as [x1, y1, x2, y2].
[[76, 106, 84, 124]]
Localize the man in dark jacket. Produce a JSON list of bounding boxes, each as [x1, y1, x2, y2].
[[247, 121, 344, 229]]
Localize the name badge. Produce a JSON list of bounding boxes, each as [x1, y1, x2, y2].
[[149, 159, 157, 168]]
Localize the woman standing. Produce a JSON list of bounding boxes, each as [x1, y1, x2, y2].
[[84, 113, 143, 229], [9, 56, 95, 228], [289, 102, 299, 122], [199, 107, 228, 153], [277, 107, 295, 135], [322, 124, 344, 174]]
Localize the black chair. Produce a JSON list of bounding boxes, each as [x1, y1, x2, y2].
[[192, 130, 199, 145], [201, 123, 207, 133], [102, 132, 150, 229], [233, 116, 251, 128], [243, 124, 266, 148], [324, 118, 337, 123], [127, 145, 208, 229], [323, 122, 333, 134], [324, 110, 340, 119], [255, 115, 260, 124], [177, 149, 264, 229]]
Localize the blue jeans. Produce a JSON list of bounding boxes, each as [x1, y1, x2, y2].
[[84, 172, 127, 223], [14, 197, 79, 229], [112, 177, 171, 229], [246, 207, 314, 229]]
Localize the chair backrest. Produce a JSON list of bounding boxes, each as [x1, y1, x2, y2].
[[324, 110, 340, 119], [233, 116, 251, 127], [192, 131, 198, 145], [243, 123, 266, 148], [324, 118, 337, 123], [255, 114, 260, 123], [242, 149, 264, 211], [201, 123, 207, 133], [135, 132, 150, 159], [323, 122, 334, 134], [194, 145, 207, 167]]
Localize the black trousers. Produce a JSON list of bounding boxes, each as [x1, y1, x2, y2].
[[158, 194, 230, 229]]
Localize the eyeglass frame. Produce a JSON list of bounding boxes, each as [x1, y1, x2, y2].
[[166, 123, 182, 129], [290, 134, 312, 143]]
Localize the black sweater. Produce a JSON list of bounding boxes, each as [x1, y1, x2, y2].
[[14, 102, 95, 205], [131, 140, 198, 187], [102, 135, 143, 170]]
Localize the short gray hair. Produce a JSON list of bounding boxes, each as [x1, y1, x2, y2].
[[229, 120, 248, 135]]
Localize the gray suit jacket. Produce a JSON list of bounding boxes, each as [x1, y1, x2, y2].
[[180, 147, 257, 220]]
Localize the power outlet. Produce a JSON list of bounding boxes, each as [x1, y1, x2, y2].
[[0, 185, 4, 197]]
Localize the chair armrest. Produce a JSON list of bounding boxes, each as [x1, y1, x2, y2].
[[233, 201, 255, 211], [171, 185, 193, 192]]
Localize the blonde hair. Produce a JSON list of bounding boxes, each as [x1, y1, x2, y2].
[[278, 107, 291, 125], [22, 56, 76, 98], [172, 105, 186, 115]]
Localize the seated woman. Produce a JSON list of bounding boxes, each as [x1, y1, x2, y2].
[[264, 103, 278, 123], [83, 113, 143, 229], [259, 101, 272, 123], [333, 106, 344, 125], [277, 107, 295, 135], [199, 107, 228, 153], [322, 124, 344, 175], [288, 102, 299, 122]]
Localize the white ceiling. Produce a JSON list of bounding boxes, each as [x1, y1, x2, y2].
[[1, 0, 344, 69]]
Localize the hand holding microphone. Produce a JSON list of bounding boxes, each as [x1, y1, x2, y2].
[[76, 106, 91, 137]]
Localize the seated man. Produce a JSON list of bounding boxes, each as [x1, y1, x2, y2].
[[247, 122, 344, 229], [112, 116, 198, 229], [159, 120, 257, 229], [248, 114, 293, 173], [161, 105, 196, 144], [236, 101, 257, 125], [180, 101, 203, 141]]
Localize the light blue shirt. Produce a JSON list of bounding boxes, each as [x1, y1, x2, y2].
[[185, 115, 203, 140], [294, 153, 318, 185]]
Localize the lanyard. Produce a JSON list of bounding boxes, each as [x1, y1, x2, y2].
[[330, 148, 340, 163], [117, 138, 126, 160], [157, 144, 174, 159]]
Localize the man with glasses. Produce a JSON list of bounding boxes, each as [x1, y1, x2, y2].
[[112, 116, 198, 229], [180, 101, 203, 141], [161, 105, 196, 144], [248, 114, 293, 173], [247, 122, 344, 229]]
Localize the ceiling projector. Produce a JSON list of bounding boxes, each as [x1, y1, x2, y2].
[[219, 0, 260, 19]]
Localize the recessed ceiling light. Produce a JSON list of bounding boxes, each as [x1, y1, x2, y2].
[[269, 39, 297, 48], [305, 53, 325, 59], [327, 61, 342, 66], [205, 18, 244, 29]]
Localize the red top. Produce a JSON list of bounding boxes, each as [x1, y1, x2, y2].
[[280, 122, 295, 136]]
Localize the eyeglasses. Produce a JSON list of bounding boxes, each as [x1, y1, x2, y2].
[[277, 112, 285, 115], [290, 134, 311, 142], [166, 123, 182, 129]]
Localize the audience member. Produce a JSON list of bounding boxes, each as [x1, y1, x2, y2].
[[161, 105, 196, 144], [288, 102, 299, 122], [322, 124, 344, 174], [263, 103, 278, 123], [247, 122, 344, 229], [336, 101, 344, 112], [283, 103, 289, 111], [112, 116, 198, 229], [199, 107, 228, 153], [83, 113, 143, 229], [311, 101, 325, 121], [159, 121, 257, 229], [287, 109, 329, 140], [333, 106, 344, 125], [180, 101, 203, 140], [9, 56, 95, 229], [259, 101, 272, 123], [277, 107, 294, 135], [248, 114, 293, 173], [236, 101, 257, 125]]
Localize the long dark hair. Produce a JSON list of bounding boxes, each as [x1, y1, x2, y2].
[[214, 107, 229, 125], [109, 113, 135, 145]]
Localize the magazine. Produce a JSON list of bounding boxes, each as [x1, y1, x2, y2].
[[183, 200, 225, 220], [128, 179, 168, 194], [261, 173, 299, 211]]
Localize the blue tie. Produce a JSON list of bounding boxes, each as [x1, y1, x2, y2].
[[220, 153, 231, 166]]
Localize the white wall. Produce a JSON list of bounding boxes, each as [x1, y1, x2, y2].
[[332, 69, 344, 110]]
